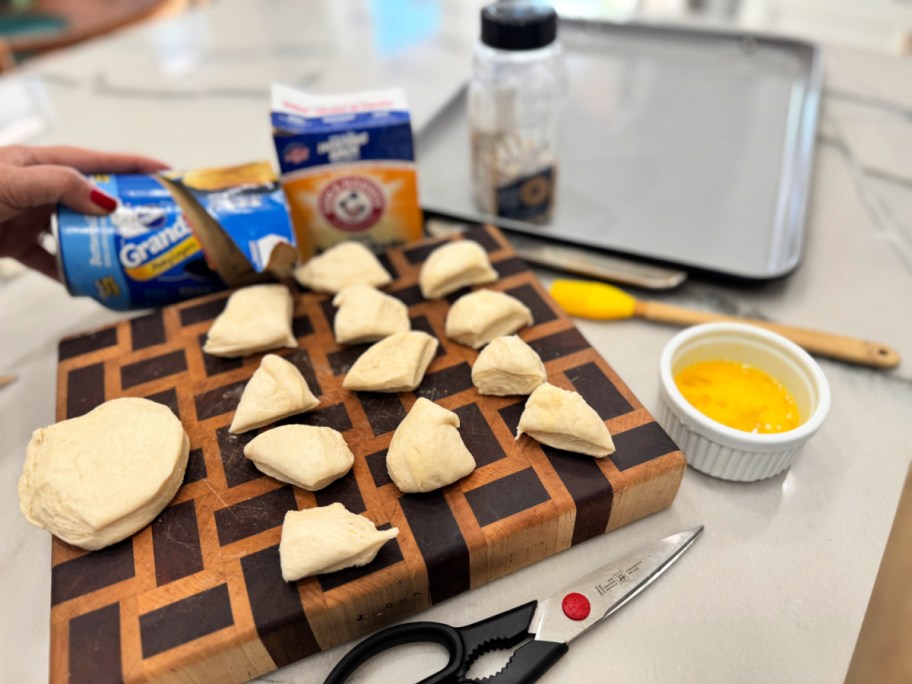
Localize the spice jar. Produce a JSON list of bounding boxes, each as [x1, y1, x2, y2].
[[469, 2, 567, 223]]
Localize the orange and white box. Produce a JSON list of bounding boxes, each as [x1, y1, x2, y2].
[[271, 84, 423, 260]]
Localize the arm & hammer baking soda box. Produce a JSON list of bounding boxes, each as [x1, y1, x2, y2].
[[271, 84, 423, 259], [54, 162, 297, 310]]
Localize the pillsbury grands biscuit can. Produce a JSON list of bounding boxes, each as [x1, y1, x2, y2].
[[54, 163, 296, 310]]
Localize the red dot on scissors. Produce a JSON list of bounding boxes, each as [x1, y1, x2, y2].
[[561, 592, 591, 621]]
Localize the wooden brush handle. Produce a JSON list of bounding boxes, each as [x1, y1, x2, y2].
[[634, 301, 901, 369]]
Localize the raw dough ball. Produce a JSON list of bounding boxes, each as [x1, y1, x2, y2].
[[244, 425, 353, 491], [472, 335, 546, 396], [387, 397, 476, 493], [279, 503, 399, 581], [18, 398, 190, 551], [333, 285, 410, 345], [419, 240, 497, 300], [294, 241, 391, 294], [343, 331, 438, 393], [446, 289, 533, 349], [230, 354, 320, 433], [203, 284, 297, 358], [517, 383, 615, 457]]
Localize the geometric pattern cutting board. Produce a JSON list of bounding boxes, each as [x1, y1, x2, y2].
[[50, 224, 685, 683]]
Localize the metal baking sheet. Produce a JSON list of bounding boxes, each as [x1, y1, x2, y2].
[[415, 19, 822, 281]]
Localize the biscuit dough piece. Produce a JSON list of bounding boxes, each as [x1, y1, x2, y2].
[[279, 503, 399, 581], [203, 284, 297, 358], [18, 398, 190, 551], [244, 425, 353, 491], [446, 289, 533, 349], [419, 240, 498, 300], [230, 354, 320, 433], [472, 335, 546, 396], [387, 398, 476, 493], [294, 241, 392, 294], [332, 285, 410, 345], [343, 331, 438, 393], [517, 383, 615, 457]]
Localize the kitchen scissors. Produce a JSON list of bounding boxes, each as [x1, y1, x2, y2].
[[325, 526, 703, 684]]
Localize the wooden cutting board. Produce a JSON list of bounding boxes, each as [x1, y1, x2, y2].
[[50, 224, 685, 683]]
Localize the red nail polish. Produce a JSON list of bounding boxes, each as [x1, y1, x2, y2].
[[90, 189, 118, 212]]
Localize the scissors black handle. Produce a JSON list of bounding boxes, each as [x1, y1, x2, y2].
[[324, 600, 568, 684]]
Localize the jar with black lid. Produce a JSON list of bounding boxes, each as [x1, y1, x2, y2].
[[469, 2, 567, 223]]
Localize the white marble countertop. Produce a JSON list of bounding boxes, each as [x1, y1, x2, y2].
[[2, 1, 911, 682]]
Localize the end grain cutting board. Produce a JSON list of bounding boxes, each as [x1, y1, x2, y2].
[[50, 224, 685, 683]]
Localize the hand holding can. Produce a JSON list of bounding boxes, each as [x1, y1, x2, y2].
[[0, 145, 167, 278]]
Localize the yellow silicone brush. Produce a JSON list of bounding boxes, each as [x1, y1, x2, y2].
[[550, 279, 900, 369]]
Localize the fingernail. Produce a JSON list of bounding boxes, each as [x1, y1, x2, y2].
[[90, 189, 118, 212]]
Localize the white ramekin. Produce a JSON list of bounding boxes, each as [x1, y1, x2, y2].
[[657, 322, 830, 482]]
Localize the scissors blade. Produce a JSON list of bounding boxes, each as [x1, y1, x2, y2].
[[532, 526, 703, 645]]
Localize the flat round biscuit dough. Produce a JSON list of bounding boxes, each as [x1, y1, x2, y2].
[[18, 398, 190, 550]]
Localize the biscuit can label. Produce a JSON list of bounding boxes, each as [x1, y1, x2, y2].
[[56, 166, 295, 310], [56, 174, 222, 310], [271, 85, 423, 258]]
